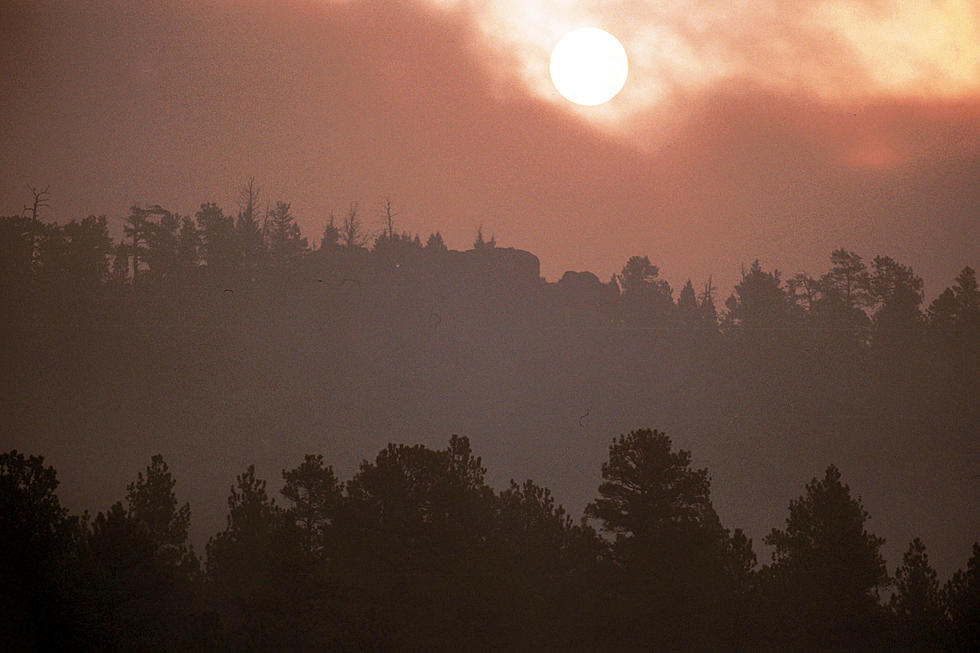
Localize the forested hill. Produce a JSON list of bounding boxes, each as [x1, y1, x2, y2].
[[1, 203, 977, 581]]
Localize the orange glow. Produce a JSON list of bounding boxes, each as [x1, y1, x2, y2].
[[398, 0, 980, 127]]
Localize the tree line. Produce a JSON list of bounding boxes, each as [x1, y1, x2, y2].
[[3, 186, 976, 428], [3, 184, 978, 351], [2, 431, 978, 651], [3, 185, 978, 332]]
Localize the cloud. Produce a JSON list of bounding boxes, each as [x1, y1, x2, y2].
[[0, 0, 976, 298], [405, 0, 980, 135]]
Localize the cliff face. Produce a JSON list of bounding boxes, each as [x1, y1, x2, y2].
[[302, 245, 541, 289], [452, 247, 541, 286]]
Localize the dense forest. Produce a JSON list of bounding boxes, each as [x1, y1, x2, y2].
[[1, 187, 978, 649], [3, 435, 979, 650]]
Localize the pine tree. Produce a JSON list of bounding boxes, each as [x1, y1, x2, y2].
[[764, 465, 889, 648], [890, 538, 946, 649], [281, 455, 342, 558]]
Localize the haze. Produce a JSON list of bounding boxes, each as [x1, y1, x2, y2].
[[3, 1, 980, 648], [2, 0, 978, 295]]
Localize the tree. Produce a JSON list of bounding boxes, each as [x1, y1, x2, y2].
[[868, 255, 924, 346], [495, 479, 580, 566], [822, 249, 871, 309], [927, 267, 980, 403], [119, 205, 170, 281], [615, 255, 674, 326], [74, 502, 165, 650], [0, 215, 35, 282], [763, 465, 889, 648], [126, 454, 193, 567], [109, 241, 131, 285], [280, 454, 343, 558], [206, 465, 285, 579], [890, 538, 947, 650], [425, 231, 447, 253], [35, 221, 70, 281], [677, 279, 699, 329], [23, 184, 50, 270], [951, 266, 980, 321], [784, 251, 873, 347], [340, 202, 368, 250], [122, 204, 152, 282], [724, 260, 795, 334], [176, 215, 200, 274], [74, 457, 203, 651], [62, 215, 114, 286], [699, 276, 718, 328], [0, 450, 74, 559], [236, 177, 265, 274], [928, 287, 959, 334], [676, 277, 720, 334], [928, 267, 980, 339], [265, 201, 307, 269], [945, 543, 980, 652], [372, 198, 418, 266], [616, 254, 661, 297], [586, 429, 719, 543], [143, 208, 182, 283], [379, 197, 397, 241], [206, 465, 304, 650], [24, 184, 50, 222], [36, 217, 112, 287], [337, 436, 497, 647], [474, 224, 496, 250], [787, 272, 819, 313], [195, 202, 236, 279], [0, 450, 78, 648], [585, 429, 746, 649], [320, 212, 341, 251], [342, 436, 493, 558], [492, 479, 602, 649]]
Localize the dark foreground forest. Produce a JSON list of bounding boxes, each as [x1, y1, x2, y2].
[[1, 193, 978, 649], [3, 435, 980, 651]]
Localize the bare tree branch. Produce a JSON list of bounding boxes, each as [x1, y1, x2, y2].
[[341, 201, 368, 249]]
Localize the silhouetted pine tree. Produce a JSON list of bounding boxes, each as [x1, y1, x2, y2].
[[762, 465, 889, 649]]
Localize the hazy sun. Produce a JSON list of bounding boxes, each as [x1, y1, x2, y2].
[[550, 28, 629, 106]]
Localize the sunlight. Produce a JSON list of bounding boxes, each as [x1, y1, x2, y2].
[[816, 0, 980, 98], [402, 0, 980, 122], [549, 28, 629, 106]]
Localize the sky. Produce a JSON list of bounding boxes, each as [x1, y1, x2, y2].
[[1, 0, 978, 295]]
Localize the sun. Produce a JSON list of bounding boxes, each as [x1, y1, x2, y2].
[[549, 28, 629, 107]]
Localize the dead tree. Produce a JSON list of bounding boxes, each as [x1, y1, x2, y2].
[[380, 197, 398, 240], [341, 202, 368, 250], [23, 185, 50, 270]]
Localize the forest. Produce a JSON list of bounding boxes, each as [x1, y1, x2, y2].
[[3, 435, 979, 650], [1, 187, 978, 650]]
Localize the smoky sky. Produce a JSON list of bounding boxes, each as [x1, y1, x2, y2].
[[1, 0, 978, 295]]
